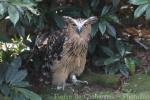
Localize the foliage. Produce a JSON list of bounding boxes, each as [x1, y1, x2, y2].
[[0, 0, 149, 99], [0, 57, 41, 100], [0, 37, 41, 100], [129, 0, 150, 20], [0, 0, 39, 25]]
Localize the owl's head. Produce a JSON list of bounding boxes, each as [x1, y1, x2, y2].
[[63, 16, 98, 34]]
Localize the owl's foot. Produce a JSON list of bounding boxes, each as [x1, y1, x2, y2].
[[56, 84, 66, 90], [70, 74, 88, 86], [73, 80, 88, 86]]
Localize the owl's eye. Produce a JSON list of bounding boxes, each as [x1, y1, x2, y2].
[[84, 24, 87, 27], [72, 23, 76, 26]]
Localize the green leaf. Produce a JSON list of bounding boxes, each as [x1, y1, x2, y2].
[[91, 22, 99, 37], [16, 88, 42, 100], [13, 94, 26, 100], [106, 22, 117, 37], [10, 70, 27, 85], [116, 40, 126, 57], [93, 58, 106, 66], [8, 5, 20, 25], [0, 84, 10, 96], [99, 21, 106, 35], [134, 4, 149, 18], [101, 46, 114, 56], [12, 81, 30, 87], [5, 57, 22, 83], [104, 55, 120, 65], [10, 57, 22, 69], [119, 64, 129, 78], [101, 6, 111, 16], [0, 63, 9, 84], [0, 3, 5, 15], [129, 0, 149, 5], [5, 66, 18, 83], [124, 58, 136, 75], [108, 15, 120, 23], [146, 5, 150, 20]]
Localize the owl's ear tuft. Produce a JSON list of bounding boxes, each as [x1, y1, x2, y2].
[[63, 16, 74, 22], [87, 16, 98, 24]]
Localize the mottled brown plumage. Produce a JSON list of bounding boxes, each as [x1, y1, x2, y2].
[[35, 16, 97, 89]]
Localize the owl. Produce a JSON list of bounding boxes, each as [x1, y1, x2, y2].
[[35, 16, 97, 90]]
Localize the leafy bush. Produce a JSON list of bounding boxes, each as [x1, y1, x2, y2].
[[129, 0, 150, 20], [0, 36, 42, 99], [0, 57, 41, 100]]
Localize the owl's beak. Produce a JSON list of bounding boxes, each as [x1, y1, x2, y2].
[[76, 27, 82, 33]]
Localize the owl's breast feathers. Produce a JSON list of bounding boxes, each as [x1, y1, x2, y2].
[[35, 27, 89, 71]]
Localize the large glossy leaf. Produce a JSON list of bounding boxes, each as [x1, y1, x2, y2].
[[16, 88, 42, 100], [106, 22, 116, 38], [134, 4, 149, 18], [101, 46, 114, 56], [12, 81, 30, 87], [13, 94, 26, 100], [91, 22, 99, 37], [0, 84, 10, 96], [5, 66, 18, 83], [93, 58, 106, 66], [99, 21, 106, 35], [119, 64, 129, 78], [10, 70, 27, 85], [101, 6, 111, 16], [124, 58, 136, 75], [116, 40, 126, 57], [0, 63, 9, 84], [5, 57, 22, 83], [108, 15, 120, 23], [8, 5, 20, 25], [104, 65, 119, 74], [146, 5, 150, 20], [0, 3, 5, 15], [129, 0, 149, 5], [104, 55, 120, 65], [10, 57, 22, 69]]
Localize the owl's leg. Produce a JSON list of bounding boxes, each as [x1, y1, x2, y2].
[[70, 74, 88, 86], [52, 69, 68, 90], [56, 84, 66, 90]]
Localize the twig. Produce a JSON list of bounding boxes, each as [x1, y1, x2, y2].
[[134, 38, 149, 50]]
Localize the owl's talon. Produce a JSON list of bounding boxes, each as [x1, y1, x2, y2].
[[73, 80, 88, 86], [70, 74, 88, 86], [56, 84, 66, 90]]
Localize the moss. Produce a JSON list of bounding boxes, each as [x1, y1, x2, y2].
[[80, 71, 119, 88], [39, 73, 150, 100], [122, 74, 150, 93], [0, 94, 10, 100]]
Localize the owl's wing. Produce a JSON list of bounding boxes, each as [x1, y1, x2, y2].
[[35, 30, 67, 68]]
